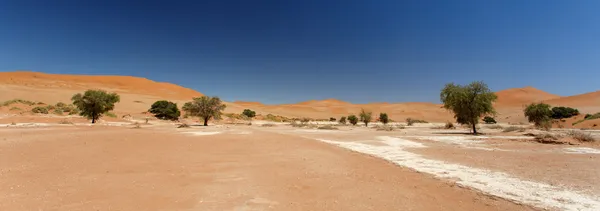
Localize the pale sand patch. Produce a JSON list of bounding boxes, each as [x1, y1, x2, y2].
[[564, 147, 600, 154], [316, 136, 600, 211], [181, 131, 222, 136]]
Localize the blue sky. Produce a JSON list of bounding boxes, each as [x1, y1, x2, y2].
[[1, 0, 599, 104]]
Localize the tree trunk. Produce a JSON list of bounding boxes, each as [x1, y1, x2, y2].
[[92, 117, 96, 124], [365, 122, 368, 127], [203, 117, 209, 126], [472, 122, 477, 134]]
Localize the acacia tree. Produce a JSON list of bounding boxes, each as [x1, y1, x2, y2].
[[440, 81, 497, 134], [524, 102, 553, 129], [148, 100, 180, 121], [359, 109, 372, 127], [182, 96, 226, 126], [71, 89, 120, 123], [379, 113, 389, 124]]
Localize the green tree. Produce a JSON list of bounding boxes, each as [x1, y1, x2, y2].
[[242, 109, 256, 118], [182, 96, 227, 126], [524, 102, 553, 129], [550, 106, 579, 119], [440, 81, 497, 134], [347, 115, 358, 125], [148, 100, 181, 121], [359, 109, 372, 127], [339, 116, 347, 125], [483, 116, 497, 124], [71, 90, 120, 123], [379, 113, 389, 124]]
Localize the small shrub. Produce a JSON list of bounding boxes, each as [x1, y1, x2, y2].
[[10, 122, 17, 125], [177, 123, 190, 128], [9, 107, 21, 111], [261, 123, 276, 127], [53, 108, 64, 115], [2, 99, 36, 106], [329, 117, 336, 122], [242, 109, 256, 118], [533, 133, 563, 144], [379, 113, 389, 124], [584, 114, 591, 119], [396, 124, 406, 129], [444, 122, 455, 129], [55, 102, 67, 108], [105, 112, 117, 118], [347, 115, 358, 125], [339, 116, 347, 125], [133, 100, 144, 103], [483, 116, 497, 124], [317, 125, 338, 130], [68, 108, 80, 115], [31, 106, 49, 114], [568, 130, 596, 142], [375, 125, 394, 131], [503, 126, 525, 133], [585, 113, 600, 120], [45, 105, 55, 110], [406, 118, 428, 126], [300, 118, 311, 124]]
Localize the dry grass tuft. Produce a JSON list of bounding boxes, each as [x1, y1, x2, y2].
[[486, 125, 504, 130], [317, 125, 338, 130], [58, 119, 73, 124], [567, 130, 596, 142], [375, 125, 395, 131], [177, 123, 191, 128], [261, 123, 276, 127], [503, 126, 526, 133]]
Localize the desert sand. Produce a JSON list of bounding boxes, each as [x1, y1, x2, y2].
[[1, 70, 600, 210]]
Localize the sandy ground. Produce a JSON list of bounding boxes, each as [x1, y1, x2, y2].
[[0, 123, 542, 211]]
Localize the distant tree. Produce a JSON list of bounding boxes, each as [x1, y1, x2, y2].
[[148, 100, 180, 121], [550, 106, 579, 119], [242, 109, 256, 118], [379, 113, 389, 124], [347, 115, 358, 125], [440, 81, 497, 134], [329, 117, 336, 121], [339, 116, 347, 125], [71, 90, 120, 123], [182, 96, 227, 126], [483, 116, 497, 124], [359, 109, 372, 127], [524, 103, 553, 129]]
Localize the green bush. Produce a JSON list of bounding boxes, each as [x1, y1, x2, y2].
[[524, 103, 552, 129], [53, 108, 64, 115], [359, 109, 372, 126], [148, 100, 181, 121], [585, 112, 600, 120], [317, 125, 338, 130], [551, 107, 580, 119], [242, 109, 256, 118], [339, 116, 347, 125], [483, 116, 497, 124], [55, 102, 67, 108], [379, 113, 389, 124], [2, 99, 36, 106], [32, 106, 49, 114], [9, 107, 21, 111], [329, 117, 336, 121], [347, 115, 358, 125]]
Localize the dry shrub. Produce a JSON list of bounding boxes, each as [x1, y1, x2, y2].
[[317, 125, 338, 130], [567, 130, 596, 142], [10, 122, 17, 126], [486, 125, 504, 130], [375, 125, 394, 131], [132, 122, 142, 129], [444, 122, 456, 129], [177, 123, 190, 128], [396, 124, 406, 129], [406, 118, 428, 126], [534, 133, 563, 144], [261, 123, 276, 127], [503, 126, 525, 133]]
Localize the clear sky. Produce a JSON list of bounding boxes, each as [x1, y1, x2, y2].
[[1, 0, 599, 104]]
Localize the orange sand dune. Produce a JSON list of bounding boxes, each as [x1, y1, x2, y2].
[[495, 86, 560, 107], [0, 71, 202, 100], [1, 71, 599, 123]]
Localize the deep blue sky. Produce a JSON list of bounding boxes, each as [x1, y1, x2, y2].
[[1, 0, 599, 104]]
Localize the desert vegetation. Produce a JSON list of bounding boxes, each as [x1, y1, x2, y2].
[[406, 118, 428, 126], [338, 116, 347, 125], [440, 81, 497, 134], [524, 103, 552, 130], [347, 115, 358, 125], [242, 109, 256, 118], [551, 106, 580, 119], [182, 96, 226, 126], [359, 109, 372, 127], [379, 113, 389, 124], [71, 89, 120, 123], [483, 116, 497, 124], [148, 100, 181, 120]]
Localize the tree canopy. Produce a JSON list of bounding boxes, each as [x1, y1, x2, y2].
[[347, 115, 358, 125], [524, 102, 552, 129], [71, 90, 120, 123], [182, 96, 226, 126], [148, 100, 181, 121], [359, 109, 372, 127], [379, 113, 389, 124], [440, 81, 497, 134]]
